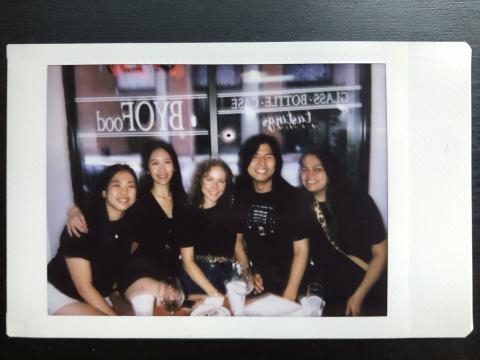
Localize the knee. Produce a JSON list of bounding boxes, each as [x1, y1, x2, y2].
[[124, 277, 162, 301]]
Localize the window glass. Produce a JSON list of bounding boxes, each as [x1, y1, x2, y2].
[[216, 64, 369, 187], [72, 65, 210, 191], [68, 63, 370, 194]]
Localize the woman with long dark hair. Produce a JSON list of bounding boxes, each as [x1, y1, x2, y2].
[[48, 164, 137, 315], [299, 147, 387, 316], [118, 140, 190, 301], [179, 159, 251, 296]]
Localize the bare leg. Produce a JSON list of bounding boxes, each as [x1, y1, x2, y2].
[[54, 302, 107, 315], [124, 277, 163, 302]]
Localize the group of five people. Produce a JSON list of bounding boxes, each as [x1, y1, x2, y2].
[[47, 134, 387, 317]]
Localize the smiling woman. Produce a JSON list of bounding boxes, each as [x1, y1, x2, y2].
[[102, 172, 137, 220], [47, 164, 138, 315], [299, 147, 387, 316], [178, 159, 248, 296], [148, 148, 175, 189], [300, 154, 328, 202], [115, 140, 191, 305]]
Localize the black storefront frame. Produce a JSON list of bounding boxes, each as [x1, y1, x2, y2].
[[63, 64, 372, 207], [62, 66, 86, 210]]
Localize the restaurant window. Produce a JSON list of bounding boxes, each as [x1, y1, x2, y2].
[[215, 63, 370, 188], [64, 63, 372, 205]]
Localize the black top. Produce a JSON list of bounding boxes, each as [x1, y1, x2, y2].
[[235, 183, 308, 293], [305, 193, 386, 311], [47, 204, 134, 300], [129, 191, 191, 277], [179, 204, 238, 258]]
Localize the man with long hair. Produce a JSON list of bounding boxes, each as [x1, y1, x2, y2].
[[235, 134, 309, 301]]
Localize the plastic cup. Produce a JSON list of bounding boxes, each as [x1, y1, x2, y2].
[[301, 295, 325, 317], [130, 294, 155, 316], [226, 281, 248, 316]]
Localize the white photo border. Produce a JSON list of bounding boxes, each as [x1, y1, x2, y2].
[[6, 42, 472, 338]]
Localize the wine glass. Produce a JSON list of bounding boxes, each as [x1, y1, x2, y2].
[[159, 277, 185, 315]]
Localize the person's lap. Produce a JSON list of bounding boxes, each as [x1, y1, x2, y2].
[[180, 260, 230, 295]]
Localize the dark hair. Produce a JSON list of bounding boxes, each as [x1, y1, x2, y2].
[[87, 164, 138, 224], [139, 140, 187, 205], [189, 159, 234, 208], [299, 147, 350, 237], [96, 163, 138, 196], [237, 134, 291, 192]]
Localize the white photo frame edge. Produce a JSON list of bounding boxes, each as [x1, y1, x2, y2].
[[6, 42, 472, 338]]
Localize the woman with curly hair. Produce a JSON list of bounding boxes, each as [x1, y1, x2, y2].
[[179, 159, 251, 296]]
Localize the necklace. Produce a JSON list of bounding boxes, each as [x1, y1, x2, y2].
[[151, 190, 172, 199]]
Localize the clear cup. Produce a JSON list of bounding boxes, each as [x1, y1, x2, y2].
[[230, 263, 254, 294], [300, 283, 325, 316], [130, 293, 155, 316], [158, 277, 185, 315], [226, 280, 248, 316], [301, 295, 325, 316]]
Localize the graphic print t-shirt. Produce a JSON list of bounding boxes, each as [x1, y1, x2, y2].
[[247, 200, 276, 239], [236, 186, 308, 272]]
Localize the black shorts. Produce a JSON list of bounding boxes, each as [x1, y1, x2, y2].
[[117, 256, 180, 295]]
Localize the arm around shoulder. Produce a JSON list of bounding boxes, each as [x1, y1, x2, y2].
[[67, 205, 89, 238]]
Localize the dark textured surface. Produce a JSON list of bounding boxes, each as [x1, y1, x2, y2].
[[0, 0, 479, 359]]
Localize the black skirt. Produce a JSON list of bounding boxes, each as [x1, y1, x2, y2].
[[117, 254, 181, 295]]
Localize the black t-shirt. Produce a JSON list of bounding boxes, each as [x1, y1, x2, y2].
[[305, 194, 386, 306], [307, 194, 385, 264], [47, 206, 134, 300], [235, 184, 308, 292], [179, 205, 237, 258]]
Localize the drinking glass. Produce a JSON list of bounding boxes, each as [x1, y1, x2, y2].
[[307, 283, 324, 299], [225, 262, 255, 316], [230, 262, 253, 295], [158, 277, 185, 315], [300, 283, 325, 316]]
